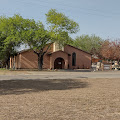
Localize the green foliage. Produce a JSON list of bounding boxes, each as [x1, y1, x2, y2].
[[46, 9, 79, 45], [0, 15, 23, 43], [72, 34, 103, 55], [46, 9, 79, 33], [0, 14, 24, 67], [21, 19, 51, 51]]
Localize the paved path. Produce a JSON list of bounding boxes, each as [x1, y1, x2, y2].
[[0, 71, 120, 80]]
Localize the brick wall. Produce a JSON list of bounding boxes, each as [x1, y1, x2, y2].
[[64, 45, 92, 69], [20, 50, 38, 69], [17, 43, 53, 69]]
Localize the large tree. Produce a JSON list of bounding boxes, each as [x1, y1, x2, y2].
[[0, 15, 50, 70], [71, 34, 103, 55], [21, 19, 51, 70], [23, 9, 79, 70], [0, 15, 24, 68]]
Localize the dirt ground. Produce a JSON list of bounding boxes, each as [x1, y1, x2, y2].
[[0, 78, 120, 120]]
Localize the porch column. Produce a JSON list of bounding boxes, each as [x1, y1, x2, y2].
[[50, 56, 52, 69], [14, 56, 16, 70], [64, 58, 68, 69], [10, 57, 12, 69]]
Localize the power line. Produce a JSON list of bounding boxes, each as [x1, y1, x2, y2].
[[1, 0, 120, 19], [15, 0, 120, 17]]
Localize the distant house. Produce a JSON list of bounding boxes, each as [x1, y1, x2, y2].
[[92, 55, 106, 63], [92, 55, 101, 63], [10, 43, 92, 69]]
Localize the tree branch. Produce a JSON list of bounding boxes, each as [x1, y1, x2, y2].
[[43, 42, 53, 55]]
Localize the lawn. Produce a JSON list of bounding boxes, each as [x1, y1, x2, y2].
[[0, 78, 120, 120]]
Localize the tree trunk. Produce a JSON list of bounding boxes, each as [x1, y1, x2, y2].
[[5, 57, 10, 69], [34, 43, 52, 70], [37, 54, 44, 71]]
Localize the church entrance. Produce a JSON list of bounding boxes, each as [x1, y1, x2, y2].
[[54, 57, 65, 69]]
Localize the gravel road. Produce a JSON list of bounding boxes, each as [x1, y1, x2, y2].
[[0, 70, 120, 80]]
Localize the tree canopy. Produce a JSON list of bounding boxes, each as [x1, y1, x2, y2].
[[46, 9, 79, 34], [100, 40, 120, 61], [71, 34, 103, 55], [0, 15, 24, 67], [46, 9, 79, 45]]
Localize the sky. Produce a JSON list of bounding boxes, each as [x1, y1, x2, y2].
[[0, 0, 120, 40]]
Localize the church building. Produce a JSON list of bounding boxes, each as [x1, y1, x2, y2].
[[10, 43, 92, 69]]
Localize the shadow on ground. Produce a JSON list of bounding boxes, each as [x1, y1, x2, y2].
[[0, 79, 88, 95]]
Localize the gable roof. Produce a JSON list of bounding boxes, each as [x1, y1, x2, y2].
[[66, 44, 92, 55], [47, 50, 69, 55], [16, 43, 92, 56], [17, 49, 31, 54]]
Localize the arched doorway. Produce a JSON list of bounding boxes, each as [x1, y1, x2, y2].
[[54, 57, 65, 69]]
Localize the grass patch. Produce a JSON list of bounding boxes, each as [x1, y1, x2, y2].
[[0, 68, 7, 70]]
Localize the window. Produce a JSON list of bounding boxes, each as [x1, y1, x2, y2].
[[72, 52, 76, 66]]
